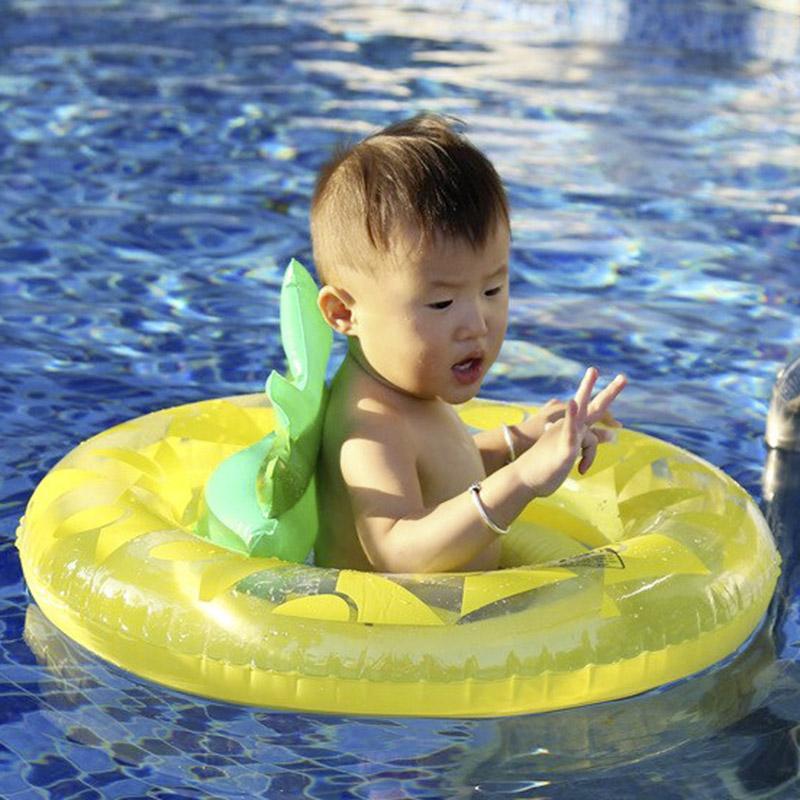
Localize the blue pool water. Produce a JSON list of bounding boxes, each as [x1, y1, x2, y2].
[[2, 0, 800, 797]]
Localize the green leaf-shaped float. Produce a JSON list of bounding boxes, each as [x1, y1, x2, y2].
[[198, 259, 332, 562]]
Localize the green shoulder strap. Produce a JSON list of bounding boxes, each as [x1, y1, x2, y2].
[[197, 259, 332, 561]]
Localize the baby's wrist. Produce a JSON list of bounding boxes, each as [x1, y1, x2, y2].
[[510, 452, 546, 498], [507, 422, 535, 456]]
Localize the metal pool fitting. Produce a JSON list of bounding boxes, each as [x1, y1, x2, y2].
[[766, 356, 800, 451]]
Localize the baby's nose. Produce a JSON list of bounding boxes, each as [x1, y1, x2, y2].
[[457, 301, 490, 338]]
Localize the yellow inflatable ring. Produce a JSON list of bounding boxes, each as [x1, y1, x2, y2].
[[16, 394, 780, 717]]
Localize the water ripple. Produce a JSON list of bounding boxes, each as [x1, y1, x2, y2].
[[2, 1, 800, 798]]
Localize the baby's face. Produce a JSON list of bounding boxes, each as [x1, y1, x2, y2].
[[348, 222, 510, 404]]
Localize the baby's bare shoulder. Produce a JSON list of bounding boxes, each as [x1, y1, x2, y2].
[[347, 395, 414, 447], [328, 358, 410, 425]]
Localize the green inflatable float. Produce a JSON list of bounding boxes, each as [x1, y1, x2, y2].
[[198, 258, 331, 562]]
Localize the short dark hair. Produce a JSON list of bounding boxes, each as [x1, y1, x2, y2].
[[311, 114, 509, 282]]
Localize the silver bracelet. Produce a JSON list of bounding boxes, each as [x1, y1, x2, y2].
[[469, 481, 510, 536], [502, 423, 517, 462]]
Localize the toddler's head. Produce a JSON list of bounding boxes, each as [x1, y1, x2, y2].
[[311, 115, 511, 402], [310, 114, 509, 285]]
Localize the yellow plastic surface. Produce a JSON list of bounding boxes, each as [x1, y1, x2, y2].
[[16, 394, 781, 717]]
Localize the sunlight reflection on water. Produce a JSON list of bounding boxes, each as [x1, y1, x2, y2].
[[2, 0, 800, 797]]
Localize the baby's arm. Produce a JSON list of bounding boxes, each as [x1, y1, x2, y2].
[[338, 412, 514, 573], [340, 369, 610, 574], [475, 370, 627, 475]]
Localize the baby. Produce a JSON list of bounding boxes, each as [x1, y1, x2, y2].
[[311, 114, 626, 573]]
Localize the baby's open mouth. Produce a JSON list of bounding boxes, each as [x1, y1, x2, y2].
[[452, 355, 484, 384]]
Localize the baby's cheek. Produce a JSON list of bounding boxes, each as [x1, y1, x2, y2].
[[415, 347, 440, 371]]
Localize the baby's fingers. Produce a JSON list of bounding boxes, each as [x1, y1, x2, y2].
[[592, 426, 617, 444], [578, 429, 599, 474], [587, 373, 627, 425], [574, 367, 598, 420], [562, 398, 579, 449], [542, 398, 566, 424]]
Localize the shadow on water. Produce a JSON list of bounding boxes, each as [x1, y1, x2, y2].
[[702, 446, 800, 800], [765, 447, 800, 660], [623, 0, 792, 66]]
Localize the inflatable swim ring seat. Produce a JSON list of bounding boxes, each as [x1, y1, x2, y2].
[[16, 260, 781, 717]]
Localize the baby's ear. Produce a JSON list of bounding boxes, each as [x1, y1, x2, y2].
[[318, 285, 357, 335]]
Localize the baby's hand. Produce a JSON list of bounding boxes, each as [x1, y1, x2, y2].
[[534, 371, 627, 433], [518, 368, 625, 496]]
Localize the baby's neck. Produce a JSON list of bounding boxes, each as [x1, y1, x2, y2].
[[346, 339, 433, 404]]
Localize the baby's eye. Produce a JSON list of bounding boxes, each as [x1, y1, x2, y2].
[[485, 286, 503, 297], [427, 300, 453, 310]]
